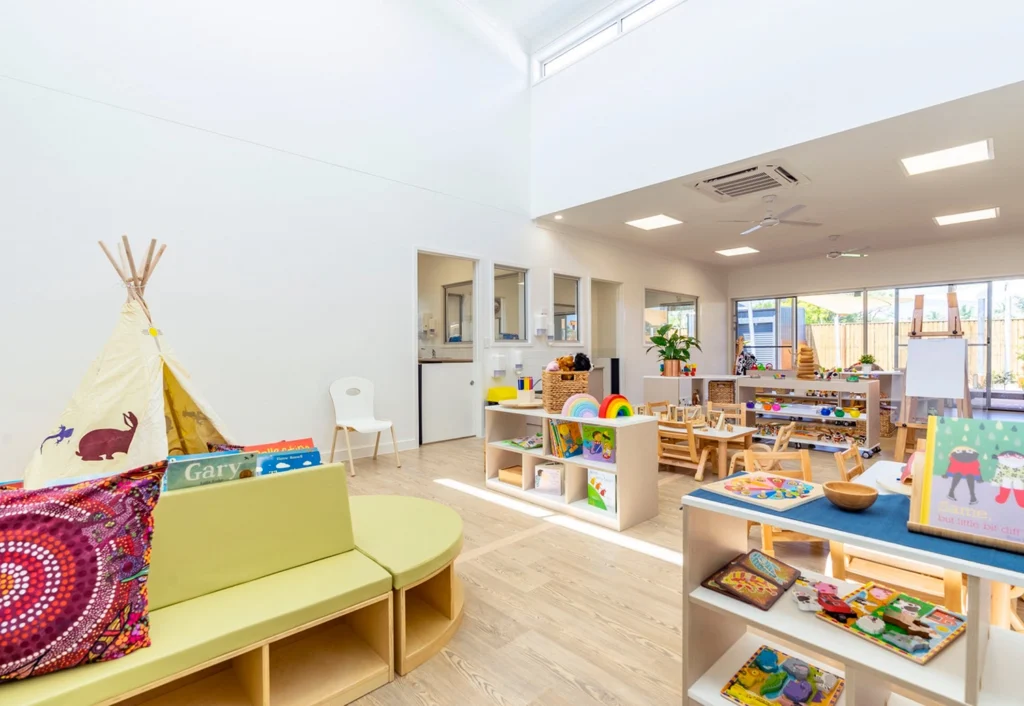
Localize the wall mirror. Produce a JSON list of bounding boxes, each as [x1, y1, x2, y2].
[[553, 274, 580, 342], [443, 281, 473, 343], [644, 289, 697, 341], [494, 266, 527, 341]]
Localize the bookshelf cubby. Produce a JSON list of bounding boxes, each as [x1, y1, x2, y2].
[[484, 406, 658, 531]]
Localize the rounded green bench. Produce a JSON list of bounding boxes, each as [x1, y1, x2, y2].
[[350, 495, 464, 675]]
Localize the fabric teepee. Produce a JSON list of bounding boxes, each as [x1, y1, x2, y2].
[[23, 237, 235, 489]]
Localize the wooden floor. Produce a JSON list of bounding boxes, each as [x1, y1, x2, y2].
[[346, 434, 889, 705]]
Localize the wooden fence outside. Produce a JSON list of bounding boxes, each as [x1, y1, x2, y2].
[[805, 319, 1024, 387]]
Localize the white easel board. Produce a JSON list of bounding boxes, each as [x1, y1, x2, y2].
[[905, 338, 967, 399]]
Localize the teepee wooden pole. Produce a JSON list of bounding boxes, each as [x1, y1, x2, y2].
[[99, 241, 128, 282], [122, 235, 140, 288], [144, 244, 167, 286], [140, 239, 157, 282]]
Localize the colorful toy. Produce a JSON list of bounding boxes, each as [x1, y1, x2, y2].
[[834, 408, 845, 418], [757, 363, 766, 370], [762, 403, 772, 411], [561, 393, 599, 418], [746, 401, 756, 409], [850, 409, 861, 418], [721, 645, 844, 706], [598, 394, 633, 419], [771, 403, 781, 411], [545, 360, 560, 372], [816, 582, 966, 664], [703, 472, 825, 511], [820, 407, 832, 416]]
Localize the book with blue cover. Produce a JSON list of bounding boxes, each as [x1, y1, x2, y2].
[[164, 451, 258, 491]]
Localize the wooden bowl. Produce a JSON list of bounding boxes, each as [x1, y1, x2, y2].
[[823, 481, 878, 511]]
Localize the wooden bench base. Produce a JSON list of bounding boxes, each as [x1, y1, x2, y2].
[[109, 593, 393, 706], [395, 561, 465, 676]]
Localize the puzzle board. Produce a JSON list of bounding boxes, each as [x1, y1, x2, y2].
[[703, 472, 824, 512]]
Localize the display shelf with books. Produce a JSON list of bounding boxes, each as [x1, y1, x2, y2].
[[484, 406, 657, 531]]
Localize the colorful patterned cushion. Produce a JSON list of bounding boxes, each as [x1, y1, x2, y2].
[[0, 463, 164, 682]]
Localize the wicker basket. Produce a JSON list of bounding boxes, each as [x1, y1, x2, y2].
[[542, 370, 590, 414], [707, 380, 736, 405], [879, 408, 896, 438]]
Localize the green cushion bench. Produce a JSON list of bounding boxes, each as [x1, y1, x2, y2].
[[0, 463, 395, 706], [351, 495, 464, 675]]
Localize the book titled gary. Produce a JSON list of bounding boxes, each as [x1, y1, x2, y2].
[[164, 451, 258, 491]]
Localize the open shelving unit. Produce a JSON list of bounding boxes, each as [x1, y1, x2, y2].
[[484, 406, 658, 531], [681, 491, 1024, 706], [122, 594, 392, 706], [737, 377, 881, 456]]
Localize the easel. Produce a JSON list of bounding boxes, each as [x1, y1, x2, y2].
[[893, 293, 972, 461]]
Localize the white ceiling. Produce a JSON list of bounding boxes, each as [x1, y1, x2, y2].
[[464, 0, 616, 49], [538, 81, 1024, 268]]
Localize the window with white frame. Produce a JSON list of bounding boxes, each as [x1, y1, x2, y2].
[[540, 0, 683, 79], [644, 289, 697, 342]]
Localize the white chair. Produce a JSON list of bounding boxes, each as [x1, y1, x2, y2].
[[329, 377, 401, 477]]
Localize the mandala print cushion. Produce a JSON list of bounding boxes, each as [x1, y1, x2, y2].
[[0, 463, 164, 681]]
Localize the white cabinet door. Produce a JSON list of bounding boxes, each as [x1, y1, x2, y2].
[[421, 363, 476, 443]]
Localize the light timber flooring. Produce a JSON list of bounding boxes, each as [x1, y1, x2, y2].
[[345, 434, 898, 705]]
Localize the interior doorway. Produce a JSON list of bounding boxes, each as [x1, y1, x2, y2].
[[590, 279, 622, 397], [416, 252, 478, 444]]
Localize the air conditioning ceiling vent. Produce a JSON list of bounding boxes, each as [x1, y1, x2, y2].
[[693, 163, 807, 202]]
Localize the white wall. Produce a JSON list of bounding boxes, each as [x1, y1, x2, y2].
[[0, 0, 728, 476], [727, 234, 1024, 300], [531, 0, 1024, 215], [417, 253, 475, 354]]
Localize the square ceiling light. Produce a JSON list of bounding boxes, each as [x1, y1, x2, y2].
[[716, 246, 759, 257], [933, 207, 999, 226], [901, 139, 993, 175], [625, 214, 683, 230]]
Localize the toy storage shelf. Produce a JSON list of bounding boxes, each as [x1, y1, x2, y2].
[[484, 407, 658, 531], [681, 492, 1024, 706], [737, 377, 880, 456]]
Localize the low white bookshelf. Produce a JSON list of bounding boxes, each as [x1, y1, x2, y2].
[[484, 406, 658, 531], [680, 491, 1024, 706]]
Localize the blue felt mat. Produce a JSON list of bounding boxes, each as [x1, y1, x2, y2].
[[688, 482, 1024, 577]]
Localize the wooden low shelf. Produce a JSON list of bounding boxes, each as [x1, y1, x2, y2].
[[114, 594, 393, 706], [484, 406, 658, 531], [396, 562, 464, 676]]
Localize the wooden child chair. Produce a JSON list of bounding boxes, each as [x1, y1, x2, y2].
[[645, 400, 671, 418], [828, 444, 964, 610], [743, 449, 826, 556], [657, 417, 711, 477], [729, 422, 796, 474], [707, 401, 744, 423]]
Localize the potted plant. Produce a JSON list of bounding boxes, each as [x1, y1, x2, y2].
[[855, 354, 879, 371], [647, 323, 701, 377]]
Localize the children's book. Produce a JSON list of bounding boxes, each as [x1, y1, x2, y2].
[[255, 448, 321, 475], [548, 420, 583, 458], [506, 433, 543, 450], [701, 550, 800, 611], [910, 416, 1024, 553], [703, 472, 824, 512], [816, 581, 966, 664], [534, 462, 563, 494], [581, 424, 615, 464], [164, 451, 258, 491], [721, 644, 844, 706], [586, 469, 616, 512], [244, 438, 315, 454]]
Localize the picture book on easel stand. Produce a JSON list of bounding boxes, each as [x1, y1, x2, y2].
[[703, 472, 824, 512], [909, 415, 1024, 554]]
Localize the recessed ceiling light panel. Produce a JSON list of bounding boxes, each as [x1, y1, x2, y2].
[[933, 207, 999, 226], [901, 139, 993, 175], [716, 247, 759, 257], [625, 214, 683, 230]]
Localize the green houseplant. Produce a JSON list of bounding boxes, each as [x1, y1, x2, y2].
[[856, 353, 879, 371], [647, 323, 701, 377]]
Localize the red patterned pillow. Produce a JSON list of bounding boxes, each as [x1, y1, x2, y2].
[[0, 462, 165, 681]]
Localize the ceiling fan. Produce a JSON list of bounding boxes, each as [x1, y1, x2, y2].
[[826, 247, 870, 259], [717, 194, 822, 236]]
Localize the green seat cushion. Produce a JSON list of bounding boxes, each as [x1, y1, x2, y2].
[[350, 495, 463, 589], [0, 550, 390, 706]]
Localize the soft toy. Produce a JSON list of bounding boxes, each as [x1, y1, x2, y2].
[[573, 352, 592, 371], [545, 360, 560, 372], [557, 355, 575, 371]]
